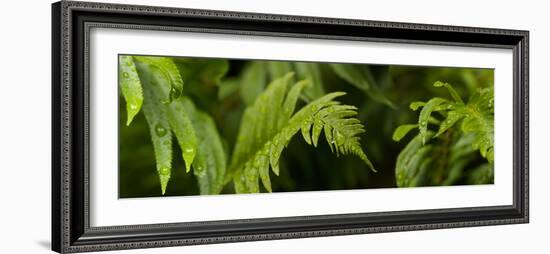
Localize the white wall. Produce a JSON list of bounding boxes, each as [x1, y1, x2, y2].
[[0, 0, 546, 253]]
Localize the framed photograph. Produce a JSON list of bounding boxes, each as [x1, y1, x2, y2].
[[52, 1, 529, 253]]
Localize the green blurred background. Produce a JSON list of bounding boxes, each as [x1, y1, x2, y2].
[[119, 58, 493, 198]]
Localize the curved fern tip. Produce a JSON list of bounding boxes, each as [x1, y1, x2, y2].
[[159, 175, 169, 195], [370, 166, 377, 173], [182, 148, 196, 173], [125, 109, 139, 126], [392, 124, 418, 142], [410, 101, 425, 111], [185, 163, 192, 173], [328, 91, 347, 98]]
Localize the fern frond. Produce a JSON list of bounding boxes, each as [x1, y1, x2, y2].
[[410, 82, 494, 163], [460, 87, 494, 163], [228, 72, 373, 193], [118, 55, 143, 126], [392, 124, 418, 142], [133, 59, 174, 194], [134, 56, 184, 102], [175, 97, 227, 195], [395, 131, 435, 187], [395, 130, 481, 187], [132, 57, 199, 194], [393, 81, 494, 187]]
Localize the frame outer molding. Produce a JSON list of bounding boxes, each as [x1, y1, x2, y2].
[[52, 1, 529, 253]]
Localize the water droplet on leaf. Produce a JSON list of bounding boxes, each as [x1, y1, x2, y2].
[[159, 167, 170, 176], [155, 124, 167, 137], [122, 72, 129, 78]]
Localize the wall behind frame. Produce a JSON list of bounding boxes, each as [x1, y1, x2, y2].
[[0, 0, 545, 253]]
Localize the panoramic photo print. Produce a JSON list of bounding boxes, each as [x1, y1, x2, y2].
[[118, 55, 494, 198]]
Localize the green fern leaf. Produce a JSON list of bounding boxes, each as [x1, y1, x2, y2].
[[394, 81, 494, 187], [134, 56, 184, 102], [118, 55, 143, 126], [395, 131, 435, 187], [395, 130, 480, 187], [392, 124, 418, 141], [460, 87, 494, 163], [133, 57, 199, 193], [174, 97, 227, 195], [417, 97, 449, 144], [166, 99, 197, 172], [413, 82, 494, 163], [228, 72, 373, 193], [134, 60, 173, 194], [433, 81, 464, 104]]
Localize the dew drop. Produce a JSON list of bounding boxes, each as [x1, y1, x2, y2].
[[122, 72, 129, 78], [159, 167, 170, 176], [129, 104, 138, 110], [421, 121, 427, 126], [184, 147, 194, 154], [155, 124, 167, 137]]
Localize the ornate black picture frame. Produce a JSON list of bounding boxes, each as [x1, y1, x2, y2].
[[52, 1, 529, 253]]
